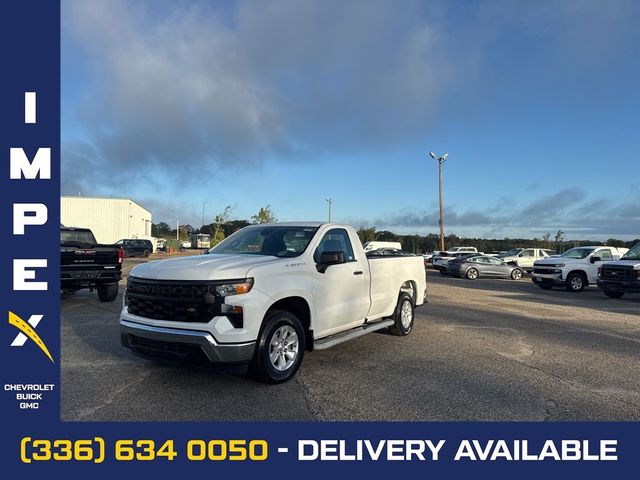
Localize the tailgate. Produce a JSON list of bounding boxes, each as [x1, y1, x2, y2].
[[61, 245, 121, 268]]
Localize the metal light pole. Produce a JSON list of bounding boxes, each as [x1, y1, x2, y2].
[[429, 151, 448, 251], [326, 197, 332, 222]]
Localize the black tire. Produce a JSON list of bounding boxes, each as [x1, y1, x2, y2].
[[565, 272, 586, 292], [143, 249, 150, 258], [537, 284, 553, 290], [250, 310, 305, 384], [97, 283, 119, 302], [466, 267, 479, 280], [603, 290, 624, 299], [389, 293, 414, 336], [510, 268, 523, 280], [439, 269, 447, 276]]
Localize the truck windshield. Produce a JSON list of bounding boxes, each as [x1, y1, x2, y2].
[[61, 230, 96, 245], [210, 226, 318, 258], [499, 248, 522, 257], [621, 244, 640, 260], [559, 247, 595, 259]]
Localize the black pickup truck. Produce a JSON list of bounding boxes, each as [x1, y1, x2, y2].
[[597, 243, 640, 298], [61, 227, 123, 302]]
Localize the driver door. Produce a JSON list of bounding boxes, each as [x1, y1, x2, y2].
[[312, 228, 369, 337]]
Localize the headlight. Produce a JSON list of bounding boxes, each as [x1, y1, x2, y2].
[[554, 263, 565, 268], [215, 278, 254, 297]]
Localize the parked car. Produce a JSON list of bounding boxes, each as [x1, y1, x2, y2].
[[61, 227, 123, 302], [120, 222, 427, 383], [531, 246, 628, 292], [597, 243, 640, 298], [447, 246, 478, 253], [363, 241, 402, 252], [116, 239, 154, 258], [447, 255, 524, 280], [432, 252, 478, 274], [500, 248, 555, 271], [156, 238, 167, 252]]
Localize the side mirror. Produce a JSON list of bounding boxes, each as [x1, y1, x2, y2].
[[590, 256, 601, 264], [317, 251, 345, 273]]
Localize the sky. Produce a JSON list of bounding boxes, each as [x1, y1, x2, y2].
[[61, 0, 640, 240]]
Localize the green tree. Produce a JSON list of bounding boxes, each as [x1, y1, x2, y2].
[[212, 205, 233, 242], [251, 205, 277, 224], [151, 222, 171, 237], [357, 227, 376, 244]]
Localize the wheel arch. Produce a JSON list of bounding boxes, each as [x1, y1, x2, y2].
[[264, 296, 312, 350], [399, 280, 417, 305]]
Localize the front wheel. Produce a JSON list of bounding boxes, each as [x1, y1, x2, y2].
[[510, 268, 523, 280], [603, 290, 624, 299], [389, 293, 414, 336], [97, 283, 119, 302], [143, 249, 150, 258], [250, 310, 305, 384], [565, 272, 586, 292]]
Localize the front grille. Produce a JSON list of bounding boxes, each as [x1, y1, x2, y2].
[[533, 266, 556, 274], [601, 266, 633, 282], [126, 278, 222, 323]]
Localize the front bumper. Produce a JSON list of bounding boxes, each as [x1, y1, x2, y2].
[[531, 273, 564, 286], [597, 279, 640, 293], [120, 320, 255, 364]]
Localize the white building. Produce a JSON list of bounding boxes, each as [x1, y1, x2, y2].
[[61, 196, 153, 245]]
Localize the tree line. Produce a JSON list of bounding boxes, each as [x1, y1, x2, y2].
[[151, 205, 276, 244], [152, 209, 638, 253], [356, 227, 638, 254]]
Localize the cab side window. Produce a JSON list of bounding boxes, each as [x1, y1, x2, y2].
[[598, 249, 613, 261], [314, 228, 356, 263], [521, 249, 534, 257]]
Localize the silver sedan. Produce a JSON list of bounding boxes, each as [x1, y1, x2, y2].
[[446, 255, 524, 280]]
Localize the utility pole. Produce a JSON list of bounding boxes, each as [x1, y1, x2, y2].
[[326, 197, 332, 222], [429, 152, 449, 251], [176, 217, 179, 241], [202, 201, 205, 228]]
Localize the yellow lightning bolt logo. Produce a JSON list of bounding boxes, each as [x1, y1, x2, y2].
[[8, 311, 54, 363]]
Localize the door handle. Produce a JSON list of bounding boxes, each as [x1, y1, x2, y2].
[[353, 270, 363, 275]]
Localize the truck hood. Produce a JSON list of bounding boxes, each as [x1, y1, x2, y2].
[[129, 254, 281, 281], [534, 257, 584, 266], [603, 259, 640, 269]]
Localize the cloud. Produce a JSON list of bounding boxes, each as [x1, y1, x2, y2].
[[368, 187, 640, 239]]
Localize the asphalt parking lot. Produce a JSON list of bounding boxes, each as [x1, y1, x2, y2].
[[62, 257, 640, 421]]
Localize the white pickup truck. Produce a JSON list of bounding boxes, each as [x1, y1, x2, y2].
[[531, 246, 628, 292], [120, 223, 427, 383], [500, 248, 555, 270]]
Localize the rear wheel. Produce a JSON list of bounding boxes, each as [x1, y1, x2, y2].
[[603, 290, 624, 299], [466, 267, 479, 280], [439, 269, 447, 276], [250, 310, 305, 384], [565, 272, 586, 292], [510, 268, 523, 280], [143, 249, 150, 258], [389, 293, 414, 336], [97, 283, 119, 302]]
